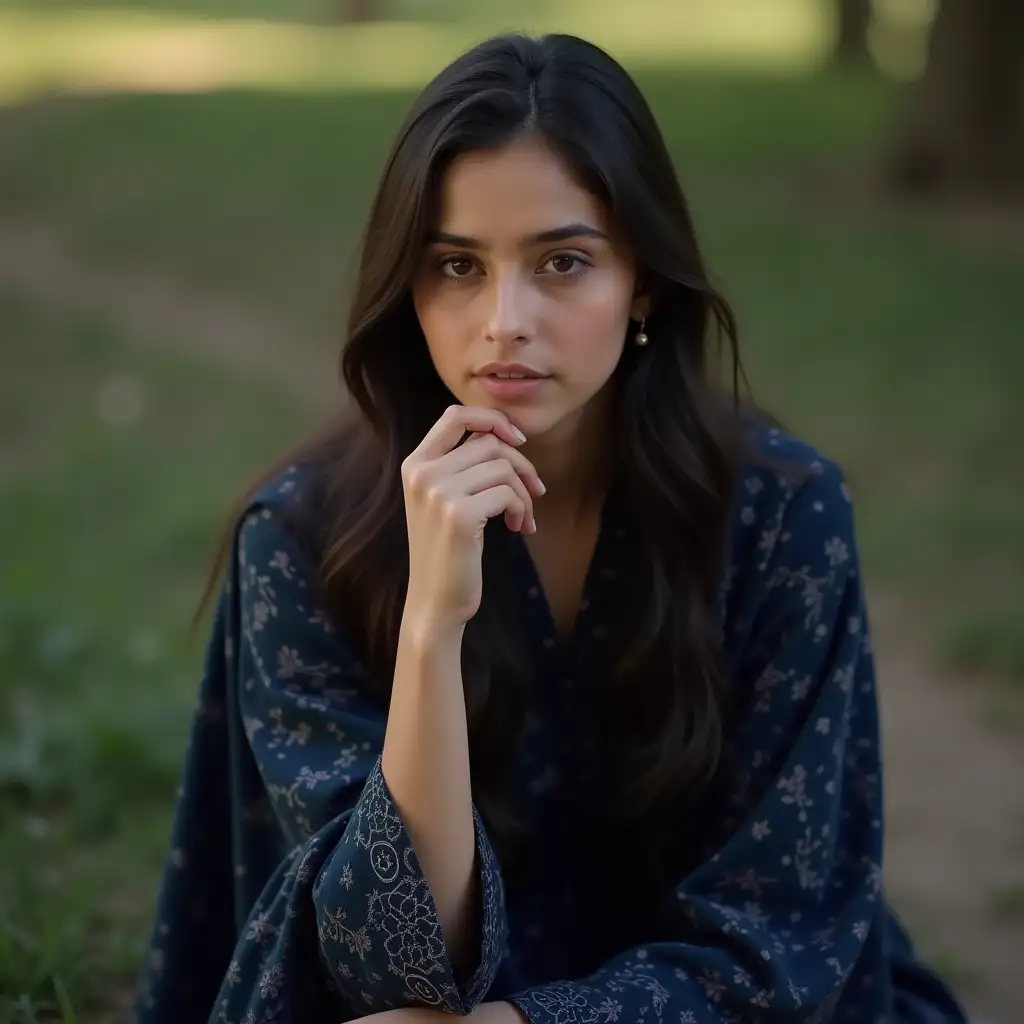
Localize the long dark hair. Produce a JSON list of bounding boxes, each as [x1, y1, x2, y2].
[[207, 33, 750, 867]]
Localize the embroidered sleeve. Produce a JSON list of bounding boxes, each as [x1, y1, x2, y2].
[[214, 505, 507, 1022], [508, 460, 883, 1024]]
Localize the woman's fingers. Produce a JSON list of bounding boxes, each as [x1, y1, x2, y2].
[[414, 405, 526, 461], [460, 485, 528, 536], [439, 432, 546, 497], [451, 459, 535, 533]]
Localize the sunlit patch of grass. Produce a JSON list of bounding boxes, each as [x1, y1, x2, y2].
[[0, 0, 833, 105]]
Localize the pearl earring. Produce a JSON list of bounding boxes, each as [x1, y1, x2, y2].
[[635, 317, 649, 347]]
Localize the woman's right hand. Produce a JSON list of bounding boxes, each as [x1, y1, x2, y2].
[[400, 405, 546, 632]]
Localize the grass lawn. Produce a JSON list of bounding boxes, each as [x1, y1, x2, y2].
[[0, 46, 1021, 1023], [0, 289, 318, 1020]]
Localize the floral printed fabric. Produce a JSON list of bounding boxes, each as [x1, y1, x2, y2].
[[133, 429, 968, 1024]]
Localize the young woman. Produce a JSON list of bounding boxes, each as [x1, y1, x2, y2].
[[134, 32, 969, 1024]]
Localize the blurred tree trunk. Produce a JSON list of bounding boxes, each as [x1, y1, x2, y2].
[[833, 0, 873, 67], [882, 0, 1024, 199]]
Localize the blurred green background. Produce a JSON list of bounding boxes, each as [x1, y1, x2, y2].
[[0, 0, 1022, 1021]]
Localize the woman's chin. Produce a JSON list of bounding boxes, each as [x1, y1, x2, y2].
[[497, 406, 552, 436], [449, 384, 575, 442]]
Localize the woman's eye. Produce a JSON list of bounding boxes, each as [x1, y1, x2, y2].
[[440, 257, 475, 278], [543, 253, 589, 275]]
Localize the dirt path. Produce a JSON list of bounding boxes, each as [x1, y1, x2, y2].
[[869, 590, 1024, 1020], [1, 218, 1021, 1022]]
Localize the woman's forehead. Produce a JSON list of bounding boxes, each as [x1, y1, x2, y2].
[[430, 137, 611, 242]]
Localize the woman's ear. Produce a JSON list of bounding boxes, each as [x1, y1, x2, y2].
[[630, 292, 653, 323], [630, 275, 655, 322]]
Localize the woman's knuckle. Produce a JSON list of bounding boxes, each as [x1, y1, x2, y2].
[[403, 460, 426, 492]]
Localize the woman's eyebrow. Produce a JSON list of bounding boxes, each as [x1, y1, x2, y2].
[[425, 222, 609, 249]]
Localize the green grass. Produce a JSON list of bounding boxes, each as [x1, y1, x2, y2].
[[0, 60, 1022, 1020], [0, 288, 319, 1020]]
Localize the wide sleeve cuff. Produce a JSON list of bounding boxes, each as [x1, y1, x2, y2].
[[313, 756, 508, 1015]]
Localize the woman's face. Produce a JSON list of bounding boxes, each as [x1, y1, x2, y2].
[[411, 135, 647, 441]]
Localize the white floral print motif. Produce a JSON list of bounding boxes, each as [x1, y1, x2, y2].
[[133, 435, 968, 1024]]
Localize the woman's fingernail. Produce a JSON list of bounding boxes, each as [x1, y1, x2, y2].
[[535, 479, 547, 495], [529, 516, 538, 533], [512, 426, 527, 443]]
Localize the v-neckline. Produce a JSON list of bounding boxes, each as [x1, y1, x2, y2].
[[510, 480, 623, 660]]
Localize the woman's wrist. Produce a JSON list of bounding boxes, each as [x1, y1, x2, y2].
[[398, 598, 466, 657]]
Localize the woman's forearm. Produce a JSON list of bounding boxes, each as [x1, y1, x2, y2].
[[380, 611, 477, 965]]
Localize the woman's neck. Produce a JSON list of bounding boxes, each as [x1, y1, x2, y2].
[[523, 394, 613, 527]]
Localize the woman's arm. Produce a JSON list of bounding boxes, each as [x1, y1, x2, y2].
[[382, 619, 478, 967], [209, 490, 509, 1022], [383, 405, 542, 965]]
